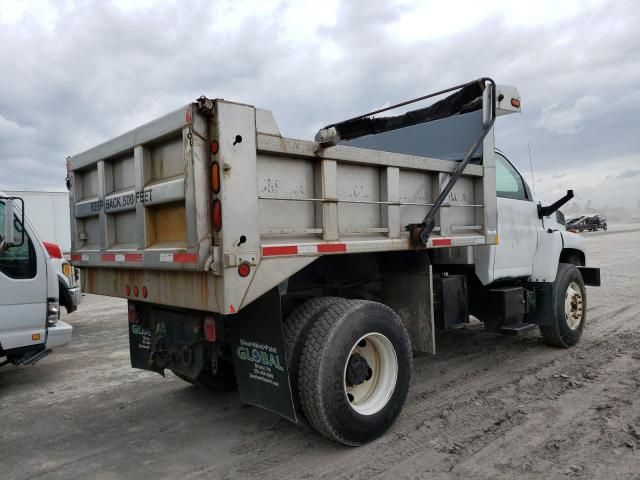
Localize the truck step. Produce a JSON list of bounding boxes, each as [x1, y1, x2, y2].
[[500, 323, 537, 336], [17, 348, 52, 366]]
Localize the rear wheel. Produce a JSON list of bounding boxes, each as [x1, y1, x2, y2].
[[540, 263, 586, 348], [298, 300, 412, 445], [173, 359, 237, 392], [283, 297, 350, 411]]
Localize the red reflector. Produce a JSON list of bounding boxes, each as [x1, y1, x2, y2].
[[125, 253, 143, 263], [128, 304, 137, 323], [43, 241, 63, 259], [142, 286, 148, 298], [212, 199, 222, 232], [125, 285, 131, 296], [133, 286, 139, 297], [317, 243, 347, 253], [173, 253, 198, 263], [210, 140, 219, 155], [432, 238, 452, 247], [262, 245, 298, 256], [204, 316, 216, 342], [238, 262, 251, 277]]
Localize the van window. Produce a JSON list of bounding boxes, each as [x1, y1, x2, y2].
[[0, 201, 37, 279], [496, 154, 529, 201]]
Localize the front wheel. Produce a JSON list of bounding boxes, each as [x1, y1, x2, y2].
[[298, 300, 412, 445], [540, 263, 586, 348]]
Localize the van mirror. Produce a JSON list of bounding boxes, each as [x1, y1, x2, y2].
[[0, 197, 25, 252]]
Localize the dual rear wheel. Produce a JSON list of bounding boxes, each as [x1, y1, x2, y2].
[[285, 298, 413, 445]]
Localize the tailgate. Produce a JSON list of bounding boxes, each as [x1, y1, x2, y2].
[[68, 101, 212, 271]]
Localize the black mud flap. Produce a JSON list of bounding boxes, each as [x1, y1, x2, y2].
[[128, 304, 204, 379], [228, 288, 296, 422]]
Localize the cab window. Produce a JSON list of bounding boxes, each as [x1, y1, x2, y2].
[[496, 154, 529, 201], [0, 201, 37, 279]]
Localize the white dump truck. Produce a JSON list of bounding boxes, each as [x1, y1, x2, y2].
[[0, 193, 74, 367], [67, 78, 600, 445]]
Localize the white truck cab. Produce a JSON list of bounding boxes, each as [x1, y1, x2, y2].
[[0, 193, 73, 367]]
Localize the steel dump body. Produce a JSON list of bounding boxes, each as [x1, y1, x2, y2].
[[68, 89, 499, 314]]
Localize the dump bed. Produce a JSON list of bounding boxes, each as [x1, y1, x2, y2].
[[68, 81, 518, 314]]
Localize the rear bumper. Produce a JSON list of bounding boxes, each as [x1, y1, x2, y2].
[[46, 320, 73, 349]]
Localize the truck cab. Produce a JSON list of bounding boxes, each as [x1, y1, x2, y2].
[[0, 193, 73, 367]]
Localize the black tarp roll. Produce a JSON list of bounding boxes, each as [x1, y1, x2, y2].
[[331, 80, 485, 142]]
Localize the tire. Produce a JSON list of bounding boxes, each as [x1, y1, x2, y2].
[[173, 359, 237, 392], [283, 297, 350, 411], [540, 263, 586, 348], [603, 224, 608, 231], [298, 300, 412, 445]]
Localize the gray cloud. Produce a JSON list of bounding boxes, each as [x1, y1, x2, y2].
[[0, 0, 639, 210]]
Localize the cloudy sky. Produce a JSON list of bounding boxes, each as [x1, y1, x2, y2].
[[1, 0, 638, 209]]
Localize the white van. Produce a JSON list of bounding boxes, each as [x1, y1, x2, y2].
[[0, 193, 73, 367]]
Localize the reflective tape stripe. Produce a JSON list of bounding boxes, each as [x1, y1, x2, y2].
[[125, 253, 143, 262], [317, 243, 347, 253], [262, 245, 298, 257], [173, 253, 198, 263], [431, 238, 452, 247], [101, 253, 115, 261]]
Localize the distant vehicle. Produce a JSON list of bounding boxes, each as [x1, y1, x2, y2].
[[1, 192, 73, 367], [42, 241, 81, 314], [567, 214, 607, 232], [67, 79, 600, 445]]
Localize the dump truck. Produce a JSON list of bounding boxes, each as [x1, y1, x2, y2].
[[67, 78, 600, 445]]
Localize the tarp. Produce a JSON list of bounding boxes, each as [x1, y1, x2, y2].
[[329, 80, 484, 142]]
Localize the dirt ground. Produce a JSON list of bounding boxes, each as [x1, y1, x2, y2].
[[1, 227, 639, 480]]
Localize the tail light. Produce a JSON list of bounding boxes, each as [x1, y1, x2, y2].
[[212, 199, 222, 232], [128, 303, 137, 323], [43, 241, 63, 259], [204, 316, 217, 342], [211, 161, 221, 194]]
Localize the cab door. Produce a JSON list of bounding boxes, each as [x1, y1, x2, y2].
[[493, 153, 541, 280], [0, 200, 47, 352]]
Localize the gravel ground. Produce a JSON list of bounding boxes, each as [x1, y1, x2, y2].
[[1, 228, 639, 479]]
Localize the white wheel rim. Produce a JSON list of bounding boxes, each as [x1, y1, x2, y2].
[[564, 281, 584, 330], [343, 333, 398, 416]]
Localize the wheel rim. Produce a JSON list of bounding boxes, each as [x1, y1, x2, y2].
[[564, 281, 584, 330], [343, 332, 398, 416]]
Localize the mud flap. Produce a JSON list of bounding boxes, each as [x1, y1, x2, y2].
[[228, 288, 296, 422], [128, 304, 204, 379]]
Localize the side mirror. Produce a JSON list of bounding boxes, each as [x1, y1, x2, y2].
[[0, 197, 24, 252], [537, 190, 574, 219]]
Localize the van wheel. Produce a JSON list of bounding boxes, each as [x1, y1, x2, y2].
[[284, 297, 351, 412], [298, 301, 412, 445], [540, 263, 586, 348], [173, 359, 237, 392]]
